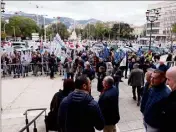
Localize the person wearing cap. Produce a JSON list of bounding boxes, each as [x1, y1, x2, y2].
[[143, 69, 171, 132]]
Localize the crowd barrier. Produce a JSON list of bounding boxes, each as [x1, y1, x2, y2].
[[1, 62, 65, 78], [1, 61, 176, 78]]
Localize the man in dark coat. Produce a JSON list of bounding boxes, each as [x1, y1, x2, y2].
[[98, 76, 120, 132], [143, 69, 171, 132], [156, 66, 176, 132], [58, 75, 104, 132], [128, 63, 144, 106], [48, 54, 56, 79], [97, 66, 106, 93], [96, 58, 107, 73]]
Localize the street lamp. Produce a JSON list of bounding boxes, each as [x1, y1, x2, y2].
[[1, 0, 5, 13], [146, 8, 160, 50], [11, 26, 16, 41], [43, 15, 47, 42]]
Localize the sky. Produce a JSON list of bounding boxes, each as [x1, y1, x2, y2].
[[4, 1, 162, 26]]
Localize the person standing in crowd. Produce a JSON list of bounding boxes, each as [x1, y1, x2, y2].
[[157, 61, 168, 73], [12, 53, 20, 78], [46, 79, 75, 131], [64, 58, 74, 79], [58, 75, 104, 132], [48, 54, 56, 79], [97, 66, 106, 94], [128, 57, 136, 72], [128, 63, 144, 106], [143, 69, 171, 132], [140, 68, 154, 114], [96, 58, 107, 74], [155, 66, 176, 132], [166, 53, 173, 68], [83, 62, 95, 81], [113, 65, 121, 90], [106, 62, 113, 76], [98, 76, 120, 132], [119, 53, 127, 79]]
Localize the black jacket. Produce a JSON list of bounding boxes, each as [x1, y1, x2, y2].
[[158, 90, 176, 132], [98, 86, 120, 125], [58, 90, 104, 132]]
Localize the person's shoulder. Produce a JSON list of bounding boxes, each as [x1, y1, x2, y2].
[[164, 85, 171, 94]]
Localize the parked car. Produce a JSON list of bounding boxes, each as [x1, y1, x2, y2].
[[160, 47, 169, 54], [140, 46, 161, 56]]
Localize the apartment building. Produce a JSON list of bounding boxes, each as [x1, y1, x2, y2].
[[132, 25, 145, 38], [146, 1, 176, 41]]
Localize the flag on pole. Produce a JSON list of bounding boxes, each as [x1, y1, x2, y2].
[[40, 37, 44, 54]]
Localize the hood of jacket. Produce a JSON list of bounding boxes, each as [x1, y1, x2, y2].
[[67, 90, 93, 106]]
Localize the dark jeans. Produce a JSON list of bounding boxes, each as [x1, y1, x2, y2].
[[119, 66, 127, 78], [67, 73, 74, 79], [132, 86, 141, 101], [50, 66, 54, 78], [12, 65, 20, 77]]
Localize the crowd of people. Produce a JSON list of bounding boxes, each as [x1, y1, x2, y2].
[[36, 46, 176, 132], [2, 44, 176, 132]]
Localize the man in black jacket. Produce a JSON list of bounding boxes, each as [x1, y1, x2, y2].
[[58, 75, 104, 132], [98, 76, 120, 132], [49, 54, 56, 79], [158, 66, 176, 132]]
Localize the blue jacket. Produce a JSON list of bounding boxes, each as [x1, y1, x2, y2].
[[144, 83, 171, 128], [140, 82, 150, 114], [98, 86, 120, 125], [158, 64, 168, 72], [58, 90, 104, 132]]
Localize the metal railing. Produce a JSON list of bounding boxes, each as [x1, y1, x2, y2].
[[18, 108, 47, 132], [1, 62, 65, 78]]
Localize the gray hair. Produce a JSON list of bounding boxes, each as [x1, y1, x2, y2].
[[133, 63, 139, 69], [104, 76, 114, 87]]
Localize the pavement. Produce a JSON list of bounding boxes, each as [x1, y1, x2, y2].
[[2, 54, 170, 132], [2, 76, 145, 132]]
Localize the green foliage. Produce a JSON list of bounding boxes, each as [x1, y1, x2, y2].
[[79, 22, 134, 40], [3, 16, 39, 39], [46, 22, 70, 40], [172, 23, 176, 33], [1, 32, 6, 39]]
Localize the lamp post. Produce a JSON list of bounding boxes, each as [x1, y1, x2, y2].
[[146, 8, 160, 50], [43, 15, 47, 42]]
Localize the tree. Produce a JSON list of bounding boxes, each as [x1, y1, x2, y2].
[[111, 22, 134, 40], [172, 23, 176, 33], [4, 16, 39, 39], [46, 22, 70, 40], [1, 32, 6, 40]]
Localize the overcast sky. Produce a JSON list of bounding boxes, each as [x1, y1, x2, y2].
[[5, 1, 162, 26]]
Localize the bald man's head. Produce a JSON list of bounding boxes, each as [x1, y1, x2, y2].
[[166, 66, 176, 91]]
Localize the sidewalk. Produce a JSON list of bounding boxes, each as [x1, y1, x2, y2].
[[2, 76, 144, 132]]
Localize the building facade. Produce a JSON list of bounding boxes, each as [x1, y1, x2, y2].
[[132, 25, 145, 38], [146, 1, 176, 41]]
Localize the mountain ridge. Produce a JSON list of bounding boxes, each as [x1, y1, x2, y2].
[[2, 11, 101, 29]]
